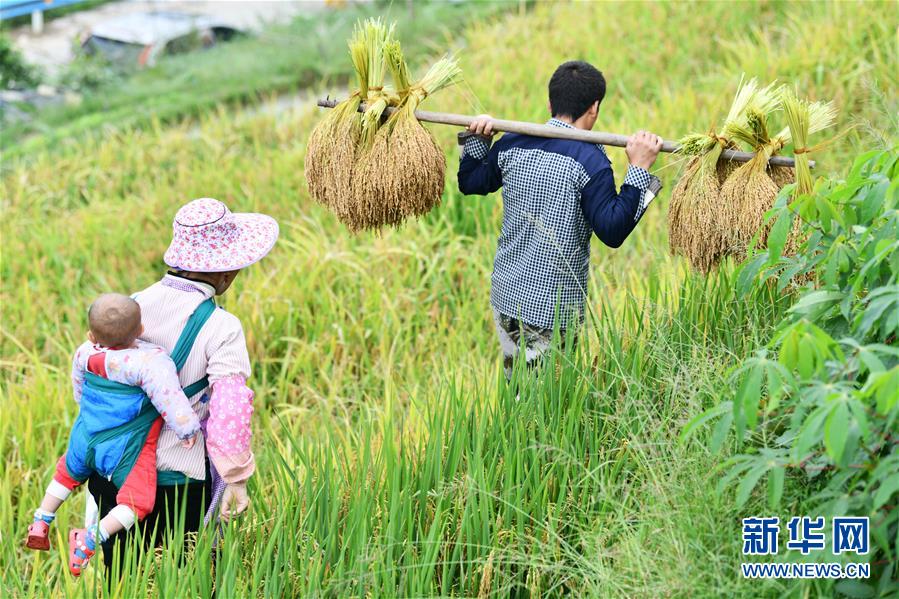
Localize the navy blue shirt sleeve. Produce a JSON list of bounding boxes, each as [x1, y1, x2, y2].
[[580, 166, 644, 248], [458, 137, 502, 196]]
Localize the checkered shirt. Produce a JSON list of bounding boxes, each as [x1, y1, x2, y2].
[[458, 118, 654, 330]]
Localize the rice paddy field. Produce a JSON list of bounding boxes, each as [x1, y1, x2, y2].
[[2, 2, 897, 597]]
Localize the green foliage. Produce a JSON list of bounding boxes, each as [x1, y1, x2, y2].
[[688, 150, 899, 590], [0, 34, 40, 89], [57, 54, 121, 93]]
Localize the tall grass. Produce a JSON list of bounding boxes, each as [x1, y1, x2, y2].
[[1, 1, 895, 596]]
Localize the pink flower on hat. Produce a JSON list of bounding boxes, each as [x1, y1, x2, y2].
[[163, 198, 279, 273]]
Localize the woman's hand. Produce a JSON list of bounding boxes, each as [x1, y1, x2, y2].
[[220, 483, 249, 522]]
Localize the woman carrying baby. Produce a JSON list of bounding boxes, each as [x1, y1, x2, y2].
[[87, 197, 278, 572]]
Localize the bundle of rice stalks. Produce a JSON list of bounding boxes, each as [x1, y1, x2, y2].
[[722, 87, 838, 258], [350, 46, 462, 231], [666, 156, 700, 254], [304, 23, 369, 211], [718, 82, 787, 256], [668, 78, 768, 271]]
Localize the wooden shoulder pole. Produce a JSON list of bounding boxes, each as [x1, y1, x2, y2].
[[316, 98, 811, 168]]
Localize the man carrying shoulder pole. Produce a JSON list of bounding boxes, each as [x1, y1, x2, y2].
[[457, 60, 663, 379]]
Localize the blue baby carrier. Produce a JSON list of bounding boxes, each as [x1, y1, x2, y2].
[[64, 299, 215, 488]]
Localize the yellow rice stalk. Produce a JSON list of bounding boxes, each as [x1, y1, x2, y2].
[[351, 54, 462, 231], [385, 39, 412, 98], [305, 26, 368, 210], [357, 19, 394, 153], [780, 91, 838, 256], [782, 91, 838, 195]]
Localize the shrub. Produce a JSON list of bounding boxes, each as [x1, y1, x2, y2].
[[685, 149, 898, 592], [0, 34, 40, 90]]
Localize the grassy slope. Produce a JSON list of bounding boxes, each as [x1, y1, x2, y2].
[[2, 1, 507, 157], [1, 1, 896, 597]]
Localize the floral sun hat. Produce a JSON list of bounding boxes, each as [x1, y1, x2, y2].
[[163, 198, 279, 273]]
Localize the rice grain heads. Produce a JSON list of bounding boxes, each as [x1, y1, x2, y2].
[[666, 156, 700, 256], [306, 19, 463, 233], [668, 79, 768, 272], [305, 23, 370, 213], [352, 44, 461, 231]]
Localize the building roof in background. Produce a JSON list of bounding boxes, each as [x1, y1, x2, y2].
[[88, 11, 238, 45]]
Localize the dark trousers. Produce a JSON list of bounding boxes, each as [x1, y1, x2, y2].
[[87, 471, 211, 573]]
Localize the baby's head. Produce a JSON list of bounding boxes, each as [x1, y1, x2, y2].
[[87, 293, 143, 348]]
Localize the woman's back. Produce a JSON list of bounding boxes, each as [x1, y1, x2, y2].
[[134, 273, 251, 481]]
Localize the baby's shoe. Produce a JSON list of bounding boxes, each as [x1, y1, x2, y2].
[[68, 529, 95, 577], [25, 520, 51, 551]]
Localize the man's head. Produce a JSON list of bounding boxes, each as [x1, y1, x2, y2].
[[88, 293, 143, 348], [548, 61, 606, 129]]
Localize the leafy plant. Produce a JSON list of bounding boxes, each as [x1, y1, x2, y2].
[[686, 149, 899, 591], [0, 34, 41, 90], [57, 54, 122, 93]]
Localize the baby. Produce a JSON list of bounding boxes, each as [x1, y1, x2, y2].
[[25, 293, 200, 576]]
